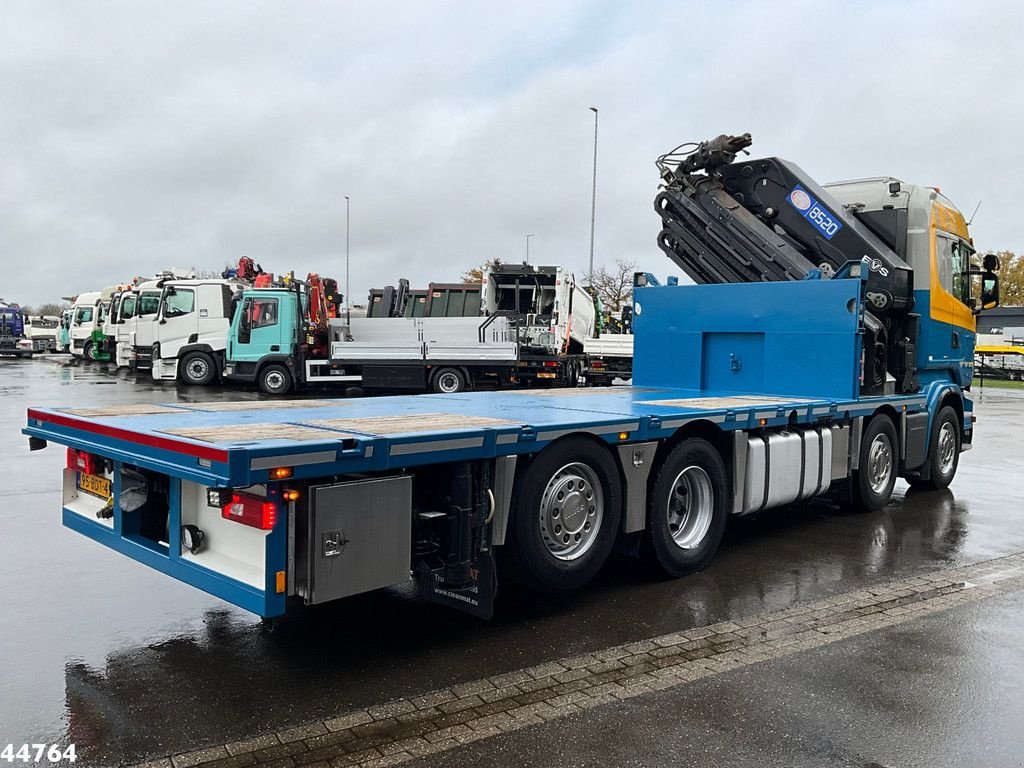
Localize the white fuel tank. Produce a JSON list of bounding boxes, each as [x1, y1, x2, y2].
[[742, 428, 832, 514]]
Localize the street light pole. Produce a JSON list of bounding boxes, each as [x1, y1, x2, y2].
[[345, 196, 350, 323], [526, 234, 534, 265], [588, 106, 598, 284]]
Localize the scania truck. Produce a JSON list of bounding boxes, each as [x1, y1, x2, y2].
[[24, 133, 1001, 621]]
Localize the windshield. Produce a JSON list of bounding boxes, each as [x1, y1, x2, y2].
[[75, 307, 94, 324], [120, 295, 137, 319], [138, 293, 160, 316]]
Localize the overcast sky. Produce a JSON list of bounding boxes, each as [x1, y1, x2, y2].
[[1, 0, 1021, 308]]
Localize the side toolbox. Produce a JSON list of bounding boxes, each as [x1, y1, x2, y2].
[[294, 476, 413, 604]]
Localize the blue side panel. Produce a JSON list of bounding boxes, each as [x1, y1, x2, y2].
[[632, 279, 862, 399]]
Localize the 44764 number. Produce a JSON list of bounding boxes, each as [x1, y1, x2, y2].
[[1, 745, 76, 764]]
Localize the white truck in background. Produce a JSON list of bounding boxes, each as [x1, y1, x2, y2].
[[108, 279, 164, 369], [149, 278, 247, 385], [479, 263, 595, 386], [69, 291, 102, 360], [24, 315, 61, 353]]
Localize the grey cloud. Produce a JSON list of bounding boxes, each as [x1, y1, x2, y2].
[[1, 0, 1021, 307]]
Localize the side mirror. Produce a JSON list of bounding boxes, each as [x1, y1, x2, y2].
[[981, 271, 1000, 310]]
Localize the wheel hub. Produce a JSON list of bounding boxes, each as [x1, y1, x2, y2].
[[266, 371, 285, 389], [666, 465, 713, 549], [937, 422, 956, 474], [539, 462, 603, 561], [867, 434, 893, 494], [188, 360, 208, 378]]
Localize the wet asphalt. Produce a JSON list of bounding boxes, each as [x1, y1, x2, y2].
[[1, 356, 1023, 766]]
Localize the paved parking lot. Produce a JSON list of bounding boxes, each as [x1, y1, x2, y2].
[[2, 357, 1023, 767]]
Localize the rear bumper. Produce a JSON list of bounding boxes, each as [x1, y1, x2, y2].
[[61, 465, 287, 618]]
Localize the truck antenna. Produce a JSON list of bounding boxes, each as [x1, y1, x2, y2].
[[968, 200, 982, 226]]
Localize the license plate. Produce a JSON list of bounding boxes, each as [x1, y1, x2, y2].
[[78, 472, 111, 499], [537, 372, 557, 379]]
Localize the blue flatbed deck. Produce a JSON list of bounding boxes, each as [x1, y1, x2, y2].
[[25, 386, 930, 488]]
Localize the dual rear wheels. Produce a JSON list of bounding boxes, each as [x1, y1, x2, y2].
[[503, 436, 728, 592]]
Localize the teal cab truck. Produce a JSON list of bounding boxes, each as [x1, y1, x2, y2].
[[223, 265, 595, 396], [23, 134, 1002, 621]]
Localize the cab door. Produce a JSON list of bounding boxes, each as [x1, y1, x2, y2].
[[156, 286, 196, 359], [230, 296, 286, 364]]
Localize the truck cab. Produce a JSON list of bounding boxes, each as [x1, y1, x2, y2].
[[0, 304, 34, 357], [150, 278, 246, 385], [223, 287, 304, 393], [57, 309, 73, 353], [24, 315, 60, 353], [69, 291, 101, 359], [823, 178, 997, 389]]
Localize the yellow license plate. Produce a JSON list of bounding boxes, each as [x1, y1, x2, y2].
[[78, 472, 111, 499], [537, 372, 557, 379]]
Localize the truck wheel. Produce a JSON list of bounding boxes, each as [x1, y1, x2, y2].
[[644, 438, 728, 578], [840, 415, 898, 513], [179, 351, 216, 386], [432, 367, 467, 394], [504, 436, 622, 592], [907, 406, 960, 491], [83, 341, 98, 362], [259, 364, 293, 396]]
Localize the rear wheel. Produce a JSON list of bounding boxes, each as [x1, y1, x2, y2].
[[504, 436, 621, 592], [259, 364, 293, 396], [432, 367, 467, 394], [907, 406, 960, 491], [645, 439, 728, 577], [839, 414, 898, 513], [179, 351, 217, 386]]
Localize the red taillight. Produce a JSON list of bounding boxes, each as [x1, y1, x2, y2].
[[542, 361, 560, 368], [67, 448, 99, 475], [222, 492, 277, 530]]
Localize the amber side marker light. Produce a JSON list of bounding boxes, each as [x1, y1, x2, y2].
[[618, 432, 629, 441], [270, 467, 293, 480], [282, 489, 300, 502]]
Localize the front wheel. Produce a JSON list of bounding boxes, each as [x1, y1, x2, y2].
[[259, 364, 293, 396], [645, 439, 729, 577], [83, 341, 98, 362], [179, 351, 217, 386], [503, 436, 622, 592], [907, 406, 960, 491]]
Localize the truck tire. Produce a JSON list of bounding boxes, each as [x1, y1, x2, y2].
[[259, 364, 293, 396], [840, 414, 898, 513], [83, 341, 98, 362], [179, 351, 217, 386], [907, 406, 960, 491], [432, 367, 467, 394], [504, 436, 622, 592], [644, 438, 728, 578]]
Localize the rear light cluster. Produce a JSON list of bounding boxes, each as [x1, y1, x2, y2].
[[67, 448, 101, 476], [222, 492, 277, 530]]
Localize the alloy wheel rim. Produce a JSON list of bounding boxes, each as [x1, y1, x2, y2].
[[539, 462, 603, 561], [937, 422, 956, 474], [867, 433, 893, 494], [187, 359, 209, 380], [666, 465, 714, 549], [265, 371, 285, 390]]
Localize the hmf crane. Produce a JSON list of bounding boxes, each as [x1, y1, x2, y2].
[[24, 134, 1000, 622]]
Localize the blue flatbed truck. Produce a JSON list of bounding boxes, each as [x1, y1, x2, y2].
[[23, 134, 1002, 620]]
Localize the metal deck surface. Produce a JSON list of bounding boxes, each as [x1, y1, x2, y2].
[[25, 386, 929, 489]]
